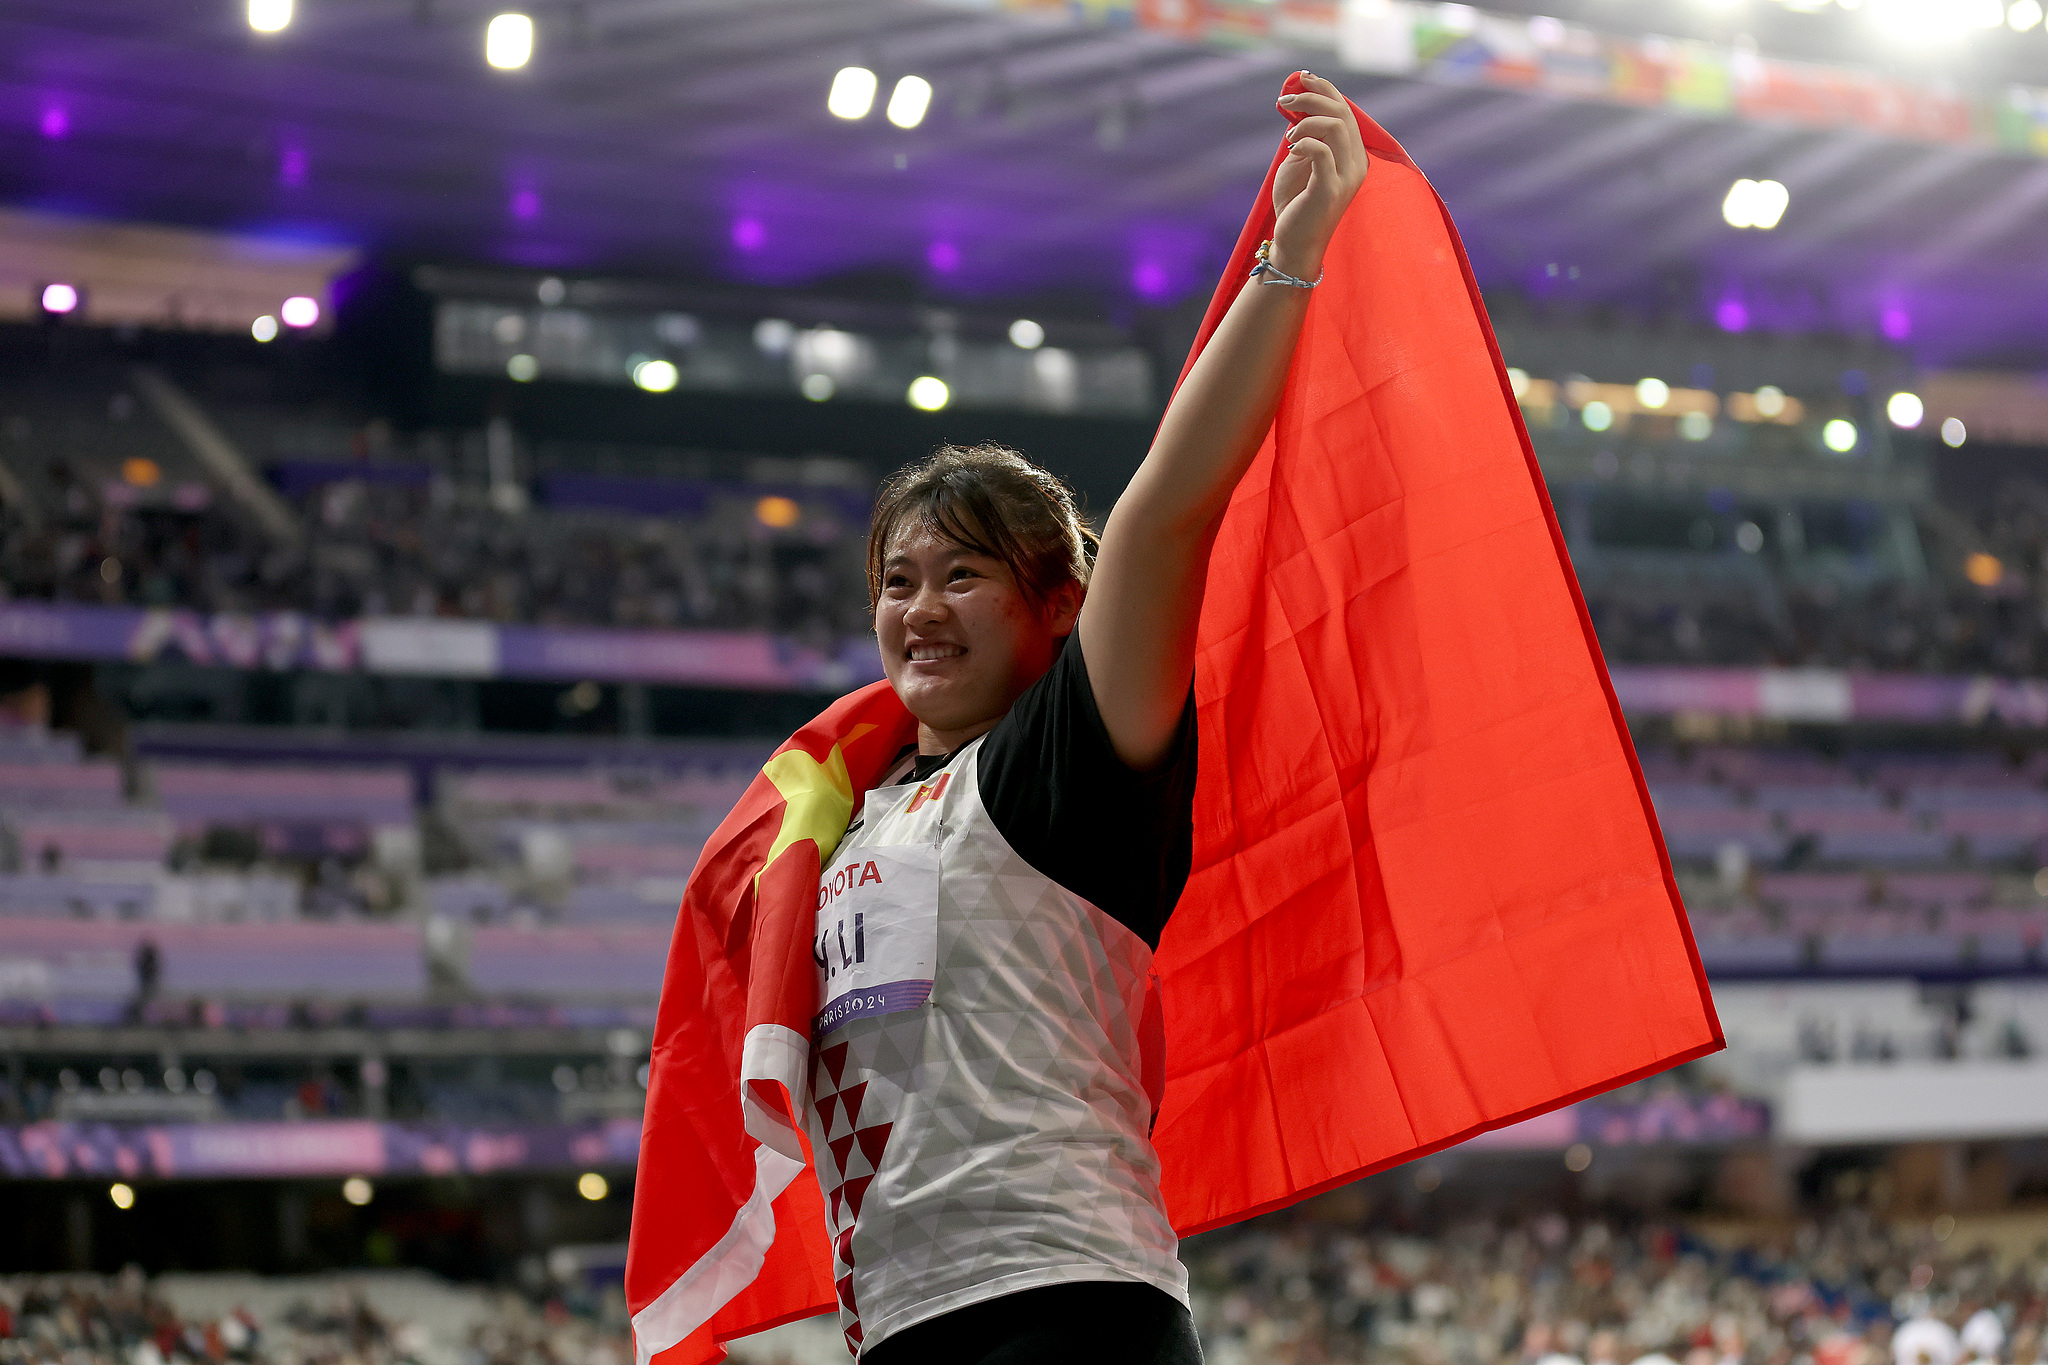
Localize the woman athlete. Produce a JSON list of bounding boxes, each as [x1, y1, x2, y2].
[[805, 73, 1369, 1364]]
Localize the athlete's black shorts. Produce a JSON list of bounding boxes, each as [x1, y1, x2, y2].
[[863, 1281, 1202, 1365]]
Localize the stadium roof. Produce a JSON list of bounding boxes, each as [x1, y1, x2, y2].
[[7, 0, 2048, 366]]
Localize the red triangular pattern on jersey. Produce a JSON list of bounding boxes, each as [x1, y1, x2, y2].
[[835, 1273, 856, 1310], [855, 1122, 891, 1170], [819, 1041, 850, 1089], [814, 1090, 838, 1134], [828, 1184, 845, 1225], [833, 1226, 856, 1266], [844, 1323, 864, 1351], [841, 1174, 873, 1221], [828, 1133, 857, 1174], [837, 1081, 867, 1131]]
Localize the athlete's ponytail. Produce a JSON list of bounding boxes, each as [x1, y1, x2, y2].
[[865, 444, 1097, 614]]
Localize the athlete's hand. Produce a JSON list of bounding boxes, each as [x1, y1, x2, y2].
[[1269, 73, 1368, 281]]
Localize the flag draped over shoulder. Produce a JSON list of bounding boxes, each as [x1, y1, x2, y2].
[[626, 73, 1720, 1364]]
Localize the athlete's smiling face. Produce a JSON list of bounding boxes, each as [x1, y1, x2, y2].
[[877, 528, 1079, 754]]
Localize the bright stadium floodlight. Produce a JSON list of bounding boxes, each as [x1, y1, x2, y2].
[[828, 67, 878, 120], [280, 295, 319, 328], [887, 75, 933, 129], [631, 358, 678, 392], [1823, 418, 1859, 452], [2014, 0, 2045, 30], [1635, 377, 1670, 409], [907, 376, 950, 411], [1888, 392, 1925, 428], [251, 315, 279, 342], [1582, 400, 1614, 432], [1943, 416, 1968, 447], [1723, 178, 1789, 229], [248, 0, 292, 32], [486, 13, 533, 69], [1009, 319, 1045, 350], [40, 282, 79, 315]]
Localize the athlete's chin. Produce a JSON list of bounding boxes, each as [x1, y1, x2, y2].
[[892, 675, 1003, 738]]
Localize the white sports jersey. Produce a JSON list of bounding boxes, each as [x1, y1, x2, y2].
[[803, 737, 1187, 1358]]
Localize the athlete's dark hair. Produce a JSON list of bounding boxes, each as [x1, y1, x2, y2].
[[865, 444, 1097, 613]]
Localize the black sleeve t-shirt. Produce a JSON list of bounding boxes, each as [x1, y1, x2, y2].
[[907, 636, 1197, 951]]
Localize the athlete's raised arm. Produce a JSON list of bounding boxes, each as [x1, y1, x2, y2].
[[1076, 72, 1369, 769]]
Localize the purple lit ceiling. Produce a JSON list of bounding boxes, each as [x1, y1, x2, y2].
[[6, 0, 2048, 367]]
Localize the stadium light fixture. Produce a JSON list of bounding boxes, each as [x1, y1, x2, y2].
[[1581, 400, 1614, 432], [1735, 521, 1764, 553], [109, 1182, 135, 1209], [342, 1177, 373, 1206], [632, 358, 678, 392], [507, 354, 538, 381], [40, 282, 79, 315], [1887, 392, 1925, 428], [578, 1172, 609, 1201], [280, 295, 320, 328], [1722, 178, 1789, 230], [887, 75, 933, 129], [907, 376, 950, 411], [248, 0, 292, 32], [1009, 319, 1045, 350], [252, 314, 278, 342], [2014, 0, 2045, 29], [1822, 418, 1859, 452], [1942, 417, 1968, 446], [828, 67, 878, 120], [1635, 377, 1670, 409], [800, 373, 835, 401], [1753, 386, 1787, 418], [486, 13, 534, 69], [1679, 411, 1714, 441]]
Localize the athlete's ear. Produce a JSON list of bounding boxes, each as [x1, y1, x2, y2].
[[1046, 580, 1083, 638]]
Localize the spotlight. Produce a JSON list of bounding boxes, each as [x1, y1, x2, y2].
[[1753, 386, 1787, 419], [280, 296, 319, 328], [1008, 319, 1045, 350], [1823, 418, 1859, 452], [887, 75, 933, 129], [252, 315, 279, 342], [1635, 377, 1670, 409], [507, 354, 538, 381], [800, 373, 835, 402], [1679, 411, 1714, 441], [578, 1172, 609, 1201], [632, 358, 678, 392], [40, 283, 79, 315], [907, 376, 950, 411], [2014, 0, 2045, 29], [486, 13, 533, 69], [1887, 392, 1925, 428], [1582, 400, 1614, 432], [1722, 178, 1790, 230], [828, 67, 878, 120], [342, 1177, 373, 1206], [109, 1183, 135, 1209], [1942, 417, 1968, 447], [248, 0, 292, 32]]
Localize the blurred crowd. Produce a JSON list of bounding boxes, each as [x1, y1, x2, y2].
[[0, 456, 871, 645], [1185, 1211, 2046, 1365], [4, 1213, 2042, 1365], [0, 1272, 643, 1365]]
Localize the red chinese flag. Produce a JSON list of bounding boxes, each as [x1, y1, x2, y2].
[[1148, 74, 1720, 1232]]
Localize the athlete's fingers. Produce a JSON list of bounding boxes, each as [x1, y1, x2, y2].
[[1293, 73, 1359, 127], [1286, 116, 1363, 181], [1285, 132, 1339, 182], [1277, 91, 1347, 121]]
